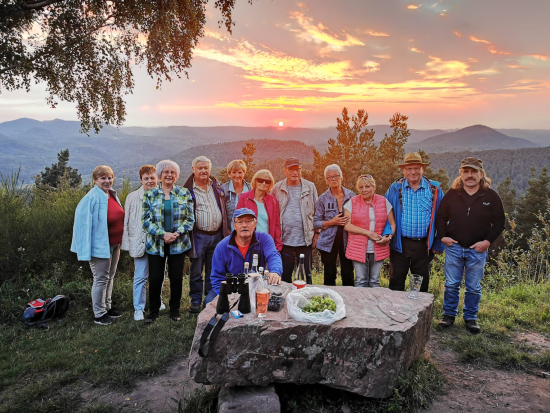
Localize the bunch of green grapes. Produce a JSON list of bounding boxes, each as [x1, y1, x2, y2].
[[302, 294, 337, 313]]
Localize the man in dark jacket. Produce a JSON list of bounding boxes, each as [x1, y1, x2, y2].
[[436, 157, 505, 334], [184, 156, 229, 313]]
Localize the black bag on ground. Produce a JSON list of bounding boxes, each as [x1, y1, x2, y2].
[[23, 295, 70, 327]]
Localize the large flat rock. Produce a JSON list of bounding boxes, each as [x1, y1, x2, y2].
[[189, 284, 433, 398]]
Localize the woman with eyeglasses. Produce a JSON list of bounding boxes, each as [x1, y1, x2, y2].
[[236, 169, 282, 250], [344, 174, 396, 288], [313, 164, 356, 286]]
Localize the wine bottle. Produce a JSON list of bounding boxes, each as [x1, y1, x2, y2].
[[292, 254, 307, 290]]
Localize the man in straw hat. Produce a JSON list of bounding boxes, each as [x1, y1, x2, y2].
[[384, 152, 445, 293], [436, 157, 504, 334]]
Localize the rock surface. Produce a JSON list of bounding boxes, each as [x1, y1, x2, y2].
[[218, 385, 280, 413], [189, 284, 433, 398]]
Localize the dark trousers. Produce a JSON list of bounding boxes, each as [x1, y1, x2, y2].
[[148, 251, 185, 315], [189, 231, 223, 304], [389, 237, 434, 292], [281, 244, 312, 284], [319, 236, 354, 286]]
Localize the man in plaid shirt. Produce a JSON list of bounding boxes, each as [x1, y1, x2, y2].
[[384, 152, 445, 292]]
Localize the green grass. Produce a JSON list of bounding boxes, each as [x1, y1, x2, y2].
[[0, 270, 197, 413]]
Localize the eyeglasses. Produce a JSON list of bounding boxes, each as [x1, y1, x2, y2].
[[326, 175, 341, 181], [256, 178, 272, 185], [234, 219, 255, 225], [359, 174, 373, 179]]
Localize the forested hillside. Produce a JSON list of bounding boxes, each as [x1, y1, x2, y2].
[[429, 146, 550, 194], [169, 139, 314, 183]]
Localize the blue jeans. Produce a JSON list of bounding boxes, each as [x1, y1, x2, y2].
[[189, 231, 223, 304], [133, 255, 149, 312], [204, 289, 217, 306], [352, 253, 384, 287], [443, 243, 487, 320]]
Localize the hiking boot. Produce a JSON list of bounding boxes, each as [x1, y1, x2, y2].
[[464, 319, 481, 335], [189, 302, 201, 314], [134, 310, 144, 321], [94, 314, 116, 325], [439, 315, 455, 328], [144, 312, 159, 325], [107, 308, 124, 318]]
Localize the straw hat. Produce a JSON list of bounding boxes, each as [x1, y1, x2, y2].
[[397, 152, 430, 168]]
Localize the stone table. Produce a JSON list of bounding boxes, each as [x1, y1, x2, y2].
[[189, 284, 433, 398]]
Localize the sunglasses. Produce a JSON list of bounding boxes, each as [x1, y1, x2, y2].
[[256, 178, 272, 185]]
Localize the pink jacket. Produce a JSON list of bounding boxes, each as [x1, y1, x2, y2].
[[236, 190, 283, 251], [345, 194, 390, 263]]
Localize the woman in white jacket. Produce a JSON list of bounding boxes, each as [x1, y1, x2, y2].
[[121, 165, 164, 320]]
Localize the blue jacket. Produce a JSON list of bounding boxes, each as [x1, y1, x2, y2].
[[71, 185, 122, 261], [384, 177, 444, 253], [210, 231, 283, 295]]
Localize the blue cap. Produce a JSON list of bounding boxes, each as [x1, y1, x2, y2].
[[233, 208, 256, 220]]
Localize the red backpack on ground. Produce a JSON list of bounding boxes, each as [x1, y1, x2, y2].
[[23, 295, 70, 328]]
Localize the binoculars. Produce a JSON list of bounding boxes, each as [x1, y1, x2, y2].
[[216, 273, 251, 314]]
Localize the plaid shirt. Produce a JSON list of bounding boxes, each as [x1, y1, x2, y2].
[[401, 177, 433, 239], [142, 185, 195, 256]]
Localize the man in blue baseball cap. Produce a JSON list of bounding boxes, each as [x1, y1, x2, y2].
[[205, 208, 283, 305]]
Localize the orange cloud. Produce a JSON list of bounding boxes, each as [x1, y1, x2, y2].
[[372, 54, 391, 59], [288, 9, 364, 52], [407, 4, 422, 9], [529, 54, 549, 61], [454, 31, 462, 37], [469, 36, 491, 44], [410, 47, 424, 53], [364, 61, 380, 72], [364, 29, 390, 37]]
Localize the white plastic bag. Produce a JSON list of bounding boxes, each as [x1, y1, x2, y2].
[[286, 287, 346, 325]]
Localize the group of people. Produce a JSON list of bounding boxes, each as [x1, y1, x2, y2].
[[71, 151, 505, 334]]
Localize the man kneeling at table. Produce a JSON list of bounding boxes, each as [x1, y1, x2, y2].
[[205, 208, 283, 305]]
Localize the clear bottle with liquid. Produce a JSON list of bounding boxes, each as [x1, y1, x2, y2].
[[292, 254, 307, 290], [244, 262, 250, 277], [251, 254, 259, 275]]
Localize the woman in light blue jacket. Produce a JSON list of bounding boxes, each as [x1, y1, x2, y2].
[[71, 165, 125, 326]]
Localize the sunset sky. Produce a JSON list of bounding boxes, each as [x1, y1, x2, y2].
[[1, 0, 550, 129]]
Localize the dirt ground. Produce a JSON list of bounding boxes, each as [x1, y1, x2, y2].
[[80, 330, 550, 412], [425, 331, 550, 413]]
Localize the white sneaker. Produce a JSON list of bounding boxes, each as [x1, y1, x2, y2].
[[159, 302, 166, 311], [134, 310, 144, 321]]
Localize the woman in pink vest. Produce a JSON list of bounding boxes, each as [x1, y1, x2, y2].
[[344, 175, 396, 287], [236, 169, 283, 250]]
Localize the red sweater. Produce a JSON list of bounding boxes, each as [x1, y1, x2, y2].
[[107, 196, 125, 245], [236, 190, 282, 251]]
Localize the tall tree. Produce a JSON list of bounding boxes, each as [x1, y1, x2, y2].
[[374, 113, 410, 194], [34, 149, 81, 189], [310, 107, 377, 191], [515, 167, 550, 247], [241, 141, 256, 182], [497, 175, 517, 217], [0, 1, 246, 133]]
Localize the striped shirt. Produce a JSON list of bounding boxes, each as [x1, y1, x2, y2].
[[193, 179, 222, 232], [401, 178, 433, 239]]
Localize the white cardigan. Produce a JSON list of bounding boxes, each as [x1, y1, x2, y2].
[[121, 186, 147, 258]]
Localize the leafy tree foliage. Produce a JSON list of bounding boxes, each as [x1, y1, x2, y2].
[[34, 148, 81, 189], [515, 166, 550, 247], [309, 109, 409, 196], [497, 175, 517, 217], [0, 0, 246, 133]]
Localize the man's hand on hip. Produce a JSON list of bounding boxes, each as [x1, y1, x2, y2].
[[441, 237, 458, 247]]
